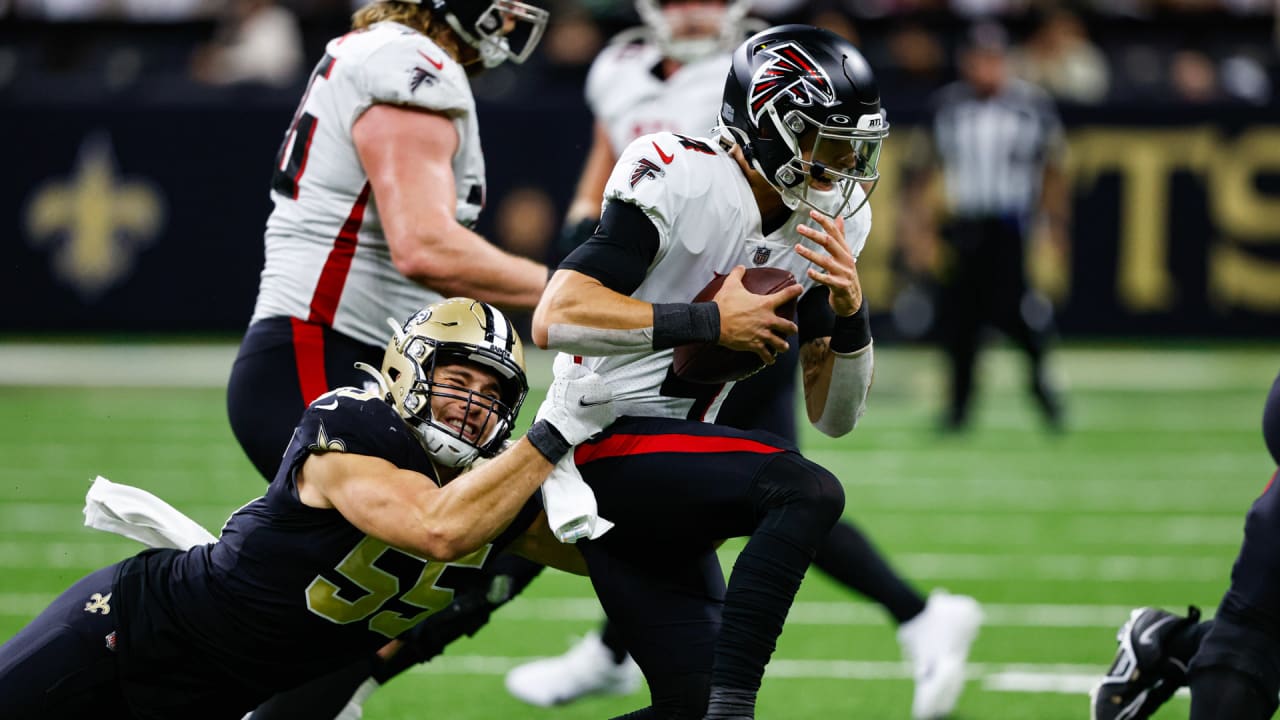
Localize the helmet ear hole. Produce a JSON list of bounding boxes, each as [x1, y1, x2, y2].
[[387, 367, 401, 383]]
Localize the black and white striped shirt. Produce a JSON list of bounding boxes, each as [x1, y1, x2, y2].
[[927, 78, 1065, 220]]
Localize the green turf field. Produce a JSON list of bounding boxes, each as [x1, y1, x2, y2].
[[1, 343, 1277, 719]]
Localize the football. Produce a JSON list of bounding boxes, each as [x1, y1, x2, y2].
[[671, 267, 799, 384]]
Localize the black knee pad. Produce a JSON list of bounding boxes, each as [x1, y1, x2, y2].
[[750, 452, 845, 545], [1190, 615, 1280, 707]]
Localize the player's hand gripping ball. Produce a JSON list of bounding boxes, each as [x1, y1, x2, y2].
[[672, 267, 798, 384]]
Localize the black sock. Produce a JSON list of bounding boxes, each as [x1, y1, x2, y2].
[[600, 617, 630, 664], [814, 520, 926, 625], [1170, 617, 1212, 667], [1190, 667, 1279, 720], [248, 657, 374, 720], [703, 686, 756, 720], [709, 527, 810, 711]]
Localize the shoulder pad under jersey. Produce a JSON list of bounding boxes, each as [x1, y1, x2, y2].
[[602, 131, 724, 248], [294, 387, 419, 464], [358, 26, 473, 120]]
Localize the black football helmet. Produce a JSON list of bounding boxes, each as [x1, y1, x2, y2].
[[427, 0, 549, 68], [718, 25, 888, 218]]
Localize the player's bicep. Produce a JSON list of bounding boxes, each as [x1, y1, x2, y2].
[[353, 104, 460, 237], [560, 199, 660, 293], [300, 451, 438, 554]]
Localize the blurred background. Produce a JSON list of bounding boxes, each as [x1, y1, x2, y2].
[[2, 2, 1279, 718], [2, 0, 1279, 339]]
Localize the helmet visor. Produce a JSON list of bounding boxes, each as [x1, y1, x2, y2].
[[808, 127, 884, 185]]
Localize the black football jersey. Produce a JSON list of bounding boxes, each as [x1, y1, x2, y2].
[[112, 389, 539, 719]]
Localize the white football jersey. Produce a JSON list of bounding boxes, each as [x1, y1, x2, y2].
[[571, 131, 871, 422], [251, 22, 486, 347], [585, 32, 729, 156]]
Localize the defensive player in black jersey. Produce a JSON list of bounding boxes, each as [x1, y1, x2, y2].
[[0, 298, 616, 720], [1092, 368, 1280, 720]]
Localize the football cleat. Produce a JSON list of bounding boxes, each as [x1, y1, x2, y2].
[[504, 632, 643, 707], [1090, 605, 1202, 720], [897, 590, 984, 719]]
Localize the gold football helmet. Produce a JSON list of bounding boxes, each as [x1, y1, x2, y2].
[[370, 298, 527, 467]]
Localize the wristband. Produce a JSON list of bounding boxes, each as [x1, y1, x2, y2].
[[829, 300, 871, 354], [526, 420, 571, 464], [652, 302, 720, 350]]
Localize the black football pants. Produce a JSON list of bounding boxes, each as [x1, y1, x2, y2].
[[1186, 369, 1280, 719], [227, 316, 383, 481], [576, 416, 844, 719], [0, 564, 130, 720], [936, 216, 1055, 427]]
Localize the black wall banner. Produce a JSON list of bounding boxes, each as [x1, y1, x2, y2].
[[3, 101, 1276, 337]]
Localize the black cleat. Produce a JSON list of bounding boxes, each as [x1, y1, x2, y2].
[[1091, 606, 1202, 720]]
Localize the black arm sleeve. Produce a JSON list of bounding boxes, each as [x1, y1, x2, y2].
[[559, 199, 660, 296]]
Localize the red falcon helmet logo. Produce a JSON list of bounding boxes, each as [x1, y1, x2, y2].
[[747, 41, 837, 125]]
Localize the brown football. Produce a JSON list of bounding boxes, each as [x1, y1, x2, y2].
[[671, 267, 799, 384]]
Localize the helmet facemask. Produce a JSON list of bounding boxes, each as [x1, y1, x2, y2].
[[753, 105, 887, 220], [635, 0, 750, 64], [401, 345, 522, 468], [373, 299, 528, 469], [439, 0, 549, 68]]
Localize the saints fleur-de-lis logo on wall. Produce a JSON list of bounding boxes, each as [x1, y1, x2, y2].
[[25, 133, 165, 300]]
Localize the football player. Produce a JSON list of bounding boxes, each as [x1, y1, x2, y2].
[[0, 298, 617, 720], [507, 4, 982, 718], [223, 2, 560, 716], [1092, 368, 1280, 720], [525, 24, 959, 719], [227, 0, 551, 482]]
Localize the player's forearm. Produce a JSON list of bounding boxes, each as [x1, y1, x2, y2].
[[802, 305, 874, 437], [393, 224, 547, 311], [419, 439, 553, 560], [533, 269, 665, 353]]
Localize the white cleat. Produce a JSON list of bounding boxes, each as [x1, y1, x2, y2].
[[504, 631, 643, 707], [897, 590, 984, 719]]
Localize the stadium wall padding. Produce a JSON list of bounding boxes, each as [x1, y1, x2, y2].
[[3, 101, 1277, 337]]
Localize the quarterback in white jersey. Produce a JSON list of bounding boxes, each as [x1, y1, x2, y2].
[[574, 129, 871, 422], [525, 26, 890, 720]]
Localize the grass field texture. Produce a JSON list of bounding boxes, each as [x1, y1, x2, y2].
[[1, 343, 1277, 719]]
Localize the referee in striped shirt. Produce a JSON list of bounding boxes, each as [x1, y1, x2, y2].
[[902, 21, 1069, 433]]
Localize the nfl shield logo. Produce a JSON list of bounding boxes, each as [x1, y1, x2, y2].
[[752, 246, 772, 265]]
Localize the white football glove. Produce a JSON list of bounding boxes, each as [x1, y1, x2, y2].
[[534, 357, 616, 446]]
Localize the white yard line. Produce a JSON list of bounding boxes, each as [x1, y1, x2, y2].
[[0, 591, 1189, 629], [403, 655, 1175, 698]]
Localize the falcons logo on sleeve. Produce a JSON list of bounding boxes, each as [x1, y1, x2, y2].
[[748, 42, 837, 124], [409, 66, 437, 93], [629, 157, 665, 188]]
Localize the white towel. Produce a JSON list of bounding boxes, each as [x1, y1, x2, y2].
[[541, 453, 612, 543], [83, 476, 217, 550]]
